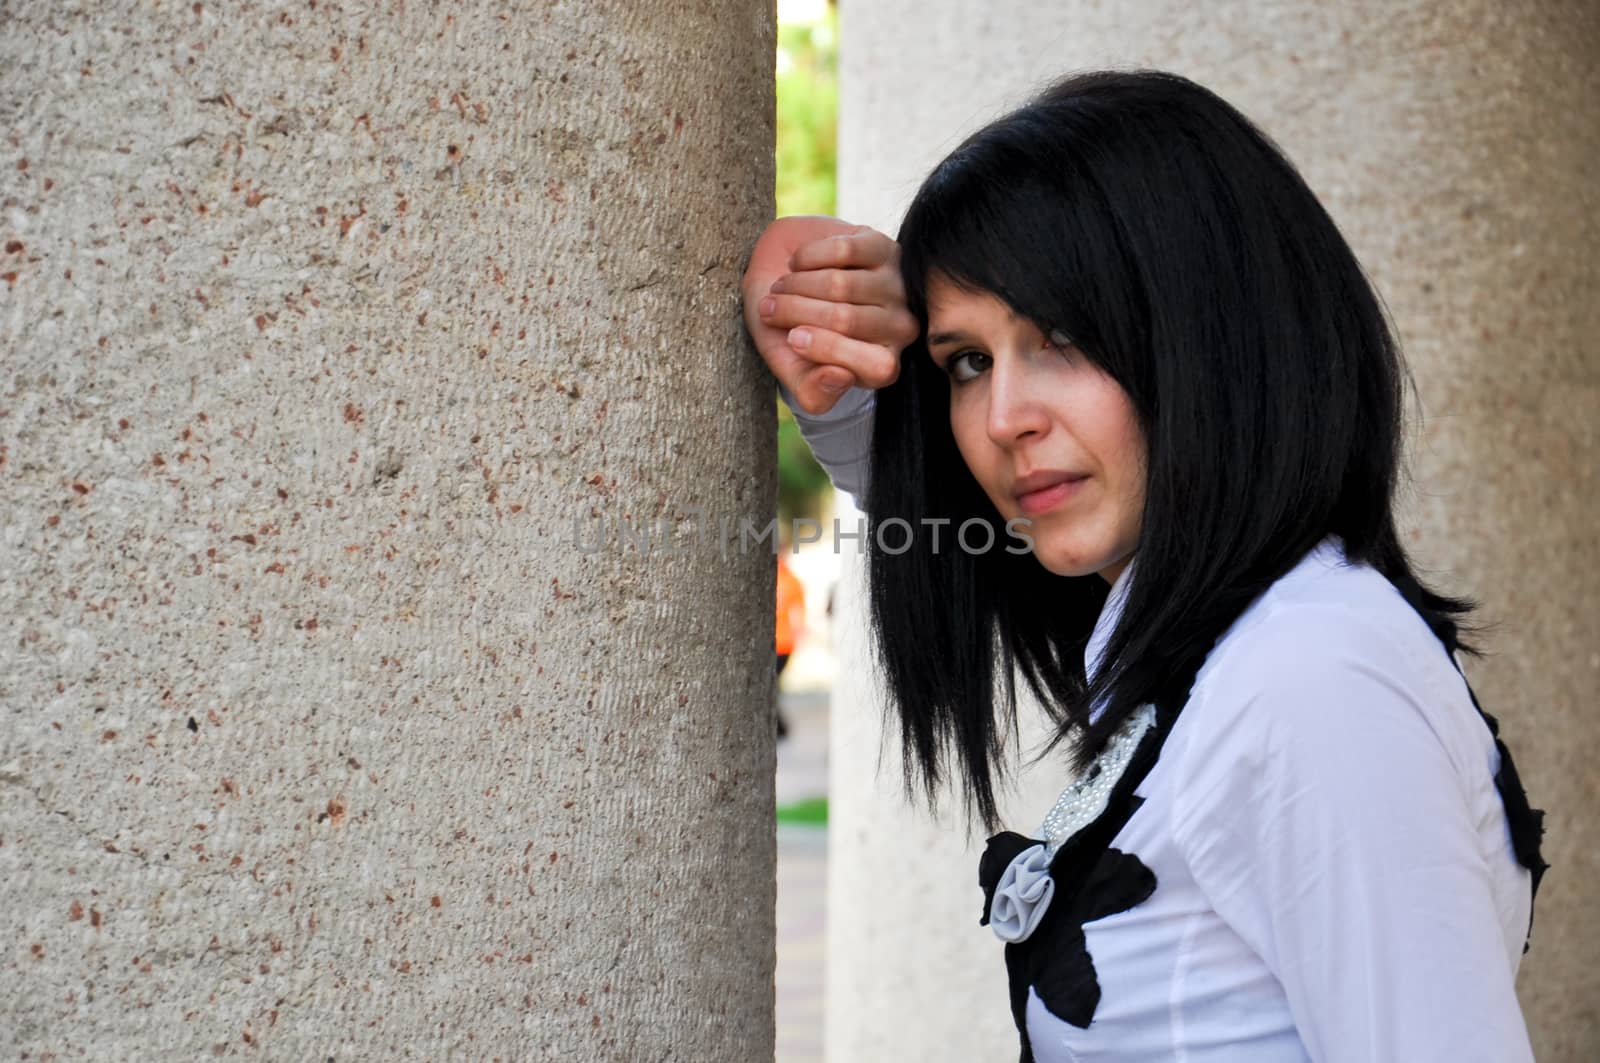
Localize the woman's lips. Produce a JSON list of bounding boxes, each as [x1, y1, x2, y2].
[[1017, 477, 1086, 516]]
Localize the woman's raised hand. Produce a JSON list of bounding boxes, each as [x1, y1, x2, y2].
[[742, 216, 920, 416]]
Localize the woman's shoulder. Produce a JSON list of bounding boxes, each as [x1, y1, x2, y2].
[[1176, 538, 1492, 783], [1200, 539, 1455, 691]]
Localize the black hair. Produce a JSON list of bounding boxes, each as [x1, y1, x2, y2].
[[863, 69, 1477, 829]]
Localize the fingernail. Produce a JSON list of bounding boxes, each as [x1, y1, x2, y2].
[[789, 328, 811, 351], [759, 297, 776, 317], [822, 379, 848, 395]]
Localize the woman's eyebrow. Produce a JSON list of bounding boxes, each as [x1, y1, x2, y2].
[[927, 328, 975, 351]]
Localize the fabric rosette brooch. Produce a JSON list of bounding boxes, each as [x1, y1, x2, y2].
[[989, 842, 1056, 942]]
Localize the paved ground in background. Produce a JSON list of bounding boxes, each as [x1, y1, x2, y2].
[[776, 688, 829, 1063]]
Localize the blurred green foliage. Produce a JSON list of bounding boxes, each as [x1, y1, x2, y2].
[[775, 795, 829, 825], [776, 8, 838, 219], [774, 2, 838, 525]]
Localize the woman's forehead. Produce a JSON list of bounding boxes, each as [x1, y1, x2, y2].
[[925, 273, 1027, 330]]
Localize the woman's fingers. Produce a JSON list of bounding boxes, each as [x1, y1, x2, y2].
[[745, 297, 868, 416], [768, 265, 898, 307], [785, 361, 862, 417], [788, 225, 899, 271], [785, 327, 901, 394], [759, 291, 916, 351], [763, 276, 922, 353]]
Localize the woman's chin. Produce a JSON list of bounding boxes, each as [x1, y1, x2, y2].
[[1031, 551, 1101, 580], [1028, 542, 1130, 582]]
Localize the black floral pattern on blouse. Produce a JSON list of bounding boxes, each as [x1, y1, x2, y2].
[[982, 827, 1158, 1038], [978, 697, 1182, 1063]]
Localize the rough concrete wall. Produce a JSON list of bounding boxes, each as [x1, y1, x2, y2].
[[1, 2, 778, 1059], [830, 1, 1598, 1059]]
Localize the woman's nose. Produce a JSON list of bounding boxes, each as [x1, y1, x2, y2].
[[986, 360, 1050, 445]]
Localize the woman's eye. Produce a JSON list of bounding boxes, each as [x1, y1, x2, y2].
[[946, 350, 988, 383], [1046, 330, 1078, 360]]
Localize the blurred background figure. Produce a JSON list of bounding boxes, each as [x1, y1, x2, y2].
[[775, 548, 807, 739]]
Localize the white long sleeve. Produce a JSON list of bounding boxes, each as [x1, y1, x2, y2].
[[777, 381, 875, 501]]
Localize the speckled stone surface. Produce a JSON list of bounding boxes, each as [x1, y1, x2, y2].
[[829, 2, 1598, 1060], [1, 2, 778, 1058]]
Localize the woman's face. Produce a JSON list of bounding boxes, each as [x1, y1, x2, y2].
[[924, 273, 1146, 583]]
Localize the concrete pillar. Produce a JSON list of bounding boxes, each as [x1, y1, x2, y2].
[[1, 3, 777, 1058], [829, 2, 1598, 1059]]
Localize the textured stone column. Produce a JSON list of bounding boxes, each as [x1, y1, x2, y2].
[[829, 2, 1598, 1059], [1, 2, 777, 1058]]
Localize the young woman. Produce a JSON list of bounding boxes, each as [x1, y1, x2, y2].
[[742, 71, 1548, 1062]]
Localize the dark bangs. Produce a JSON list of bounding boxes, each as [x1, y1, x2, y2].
[[896, 113, 1153, 413], [862, 70, 1475, 831]]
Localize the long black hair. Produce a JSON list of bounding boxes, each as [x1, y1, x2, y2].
[[863, 69, 1477, 829]]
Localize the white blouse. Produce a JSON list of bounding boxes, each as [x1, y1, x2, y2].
[[785, 384, 1537, 1062]]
